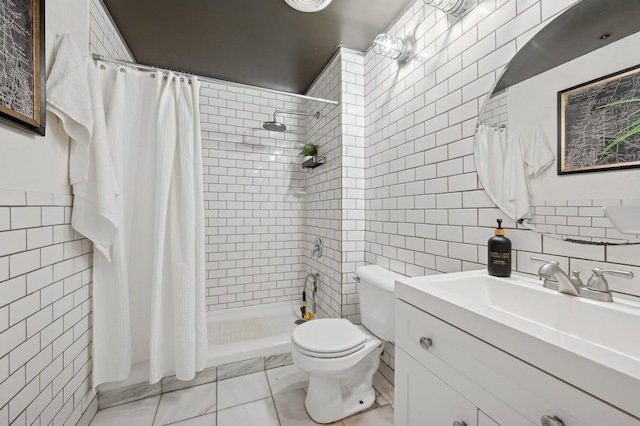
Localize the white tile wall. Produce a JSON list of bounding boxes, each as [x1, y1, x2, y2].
[[362, 0, 640, 381], [0, 192, 94, 426], [89, 0, 134, 61], [199, 82, 308, 310], [301, 49, 367, 322], [0, 4, 134, 425], [365, 0, 640, 283]]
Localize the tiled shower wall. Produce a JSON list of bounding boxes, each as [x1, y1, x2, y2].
[[303, 49, 366, 323], [199, 82, 309, 310], [0, 192, 95, 426]]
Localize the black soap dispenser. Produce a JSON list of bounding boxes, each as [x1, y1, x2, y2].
[[488, 219, 511, 277]]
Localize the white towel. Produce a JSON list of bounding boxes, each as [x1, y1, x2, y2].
[[46, 34, 93, 184], [474, 124, 506, 206], [503, 130, 532, 220], [45, 35, 118, 260], [525, 125, 555, 177]]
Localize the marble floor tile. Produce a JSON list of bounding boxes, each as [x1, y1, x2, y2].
[[153, 382, 217, 425], [167, 412, 216, 425], [273, 389, 345, 426], [162, 367, 217, 393], [217, 398, 279, 426], [90, 396, 160, 426], [216, 357, 263, 380], [98, 381, 162, 409], [265, 364, 309, 396], [265, 352, 293, 370], [342, 405, 394, 426], [217, 371, 271, 410], [90, 366, 394, 426]]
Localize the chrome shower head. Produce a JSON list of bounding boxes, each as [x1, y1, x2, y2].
[[263, 120, 287, 132], [262, 110, 320, 133]]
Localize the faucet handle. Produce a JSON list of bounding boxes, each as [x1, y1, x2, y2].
[[580, 267, 634, 302], [530, 256, 559, 265], [588, 267, 634, 291]]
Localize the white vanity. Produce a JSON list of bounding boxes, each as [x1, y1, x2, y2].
[[394, 270, 640, 426]]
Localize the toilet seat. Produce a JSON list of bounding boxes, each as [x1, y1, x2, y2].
[[292, 319, 367, 358]]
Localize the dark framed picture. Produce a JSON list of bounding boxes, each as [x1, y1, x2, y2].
[[0, 0, 46, 136], [558, 64, 640, 174]]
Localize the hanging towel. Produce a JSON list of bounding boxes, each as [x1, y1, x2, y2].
[[46, 34, 93, 184], [474, 123, 506, 207], [503, 130, 532, 220], [45, 35, 119, 261], [525, 125, 555, 178]]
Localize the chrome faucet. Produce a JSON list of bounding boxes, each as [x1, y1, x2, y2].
[[531, 257, 582, 296]]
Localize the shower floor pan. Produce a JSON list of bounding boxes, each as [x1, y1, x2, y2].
[[206, 301, 298, 367]]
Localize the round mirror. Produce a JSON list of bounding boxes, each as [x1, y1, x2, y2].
[[475, 0, 640, 245]]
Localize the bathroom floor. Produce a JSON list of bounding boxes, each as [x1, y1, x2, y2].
[[89, 365, 395, 426]]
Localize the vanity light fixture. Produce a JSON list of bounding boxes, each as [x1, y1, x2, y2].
[[423, 0, 471, 17], [372, 33, 413, 63]]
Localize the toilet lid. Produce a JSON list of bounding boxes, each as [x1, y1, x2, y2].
[[292, 319, 367, 357]]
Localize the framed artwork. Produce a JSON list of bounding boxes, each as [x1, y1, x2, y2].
[[0, 0, 46, 136], [558, 64, 640, 174]]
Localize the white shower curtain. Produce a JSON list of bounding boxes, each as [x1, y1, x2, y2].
[[93, 63, 207, 387]]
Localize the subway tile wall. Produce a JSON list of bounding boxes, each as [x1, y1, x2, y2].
[[302, 49, 366, 322], [529, 198, 640, 244], [199, 82, 309, 310], [364, 0, 640, 280], [302, 52, 344, 320], [363, 0, 640, 380], [0, 191, 95, 426], [89, 0, 134, 61]]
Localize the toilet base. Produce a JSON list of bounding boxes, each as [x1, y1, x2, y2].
[[305, 378, 375, 424], [303, 345, 382, 424]]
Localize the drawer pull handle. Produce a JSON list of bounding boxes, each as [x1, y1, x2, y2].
[[541, 415, 565, 426], [419, 336, 433, 350], [452, 421, 467, 426]]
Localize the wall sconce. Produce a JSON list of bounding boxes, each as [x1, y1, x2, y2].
[[423, 0, 471, 17], [372, 34, 413, 63]]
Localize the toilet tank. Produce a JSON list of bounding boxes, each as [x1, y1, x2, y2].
[[355, 265, 406, 343]]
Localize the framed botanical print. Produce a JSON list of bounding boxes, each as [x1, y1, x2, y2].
[[558, 64, 640, 174]]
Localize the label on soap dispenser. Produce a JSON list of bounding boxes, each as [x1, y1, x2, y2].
[[489, 251, 510, 266], [488, 250, 511, 277]]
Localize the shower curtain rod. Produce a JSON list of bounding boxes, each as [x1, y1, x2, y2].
[[91, 54, 340, 106]]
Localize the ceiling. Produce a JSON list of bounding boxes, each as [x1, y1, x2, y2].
[[102, 0, 413, 94]]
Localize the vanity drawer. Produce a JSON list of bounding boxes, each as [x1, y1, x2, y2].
[[396, 299, 639, 426]]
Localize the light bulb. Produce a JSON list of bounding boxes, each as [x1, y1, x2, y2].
[[372, 34, 412, 63]]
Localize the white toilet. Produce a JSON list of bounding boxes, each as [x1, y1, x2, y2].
[[291, 264, 404, 424]]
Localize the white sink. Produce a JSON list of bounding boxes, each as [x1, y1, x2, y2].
[[395, 270, 640, 419]]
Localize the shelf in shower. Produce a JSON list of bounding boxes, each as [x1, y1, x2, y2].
[[302, 156, 325, 169]]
